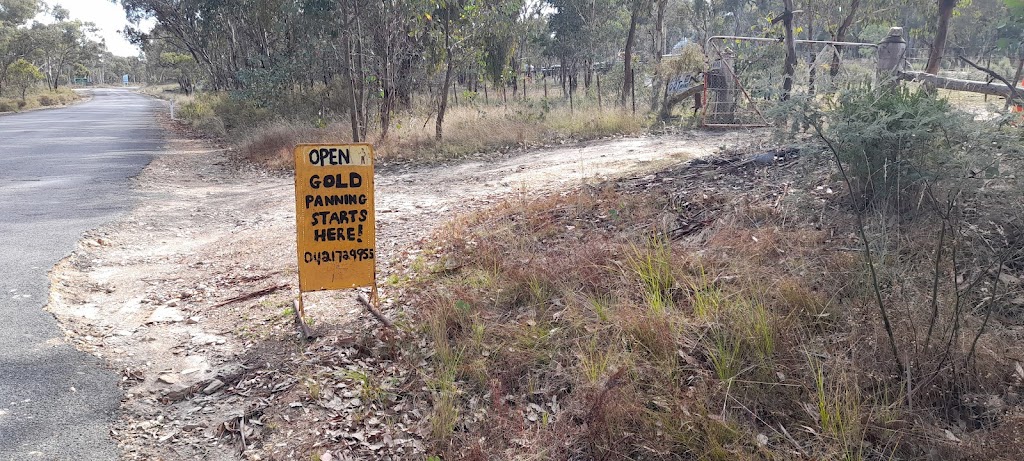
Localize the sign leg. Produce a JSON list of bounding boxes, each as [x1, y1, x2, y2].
[[293, 293, 315, 340]]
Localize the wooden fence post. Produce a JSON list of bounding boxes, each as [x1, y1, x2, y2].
[[877, 27, 907, 89]]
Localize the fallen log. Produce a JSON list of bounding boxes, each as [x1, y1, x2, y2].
[[659, 83, 705, 121], [897, 70, 1024, 102]]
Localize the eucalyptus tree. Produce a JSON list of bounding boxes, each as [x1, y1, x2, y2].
[[926, 0, 960, 73], [0, 0, 38, 96], [30, 6, 101, 90], [545, 0, 626, 98]]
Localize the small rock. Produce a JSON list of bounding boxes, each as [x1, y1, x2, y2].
[[751, 152, 775, 165], [147, 306, 184, 323], [158, 374, 180, 385], [202, 379, 225, 395], [164, 385, 192, 401], [999, 272, 1021, 286]]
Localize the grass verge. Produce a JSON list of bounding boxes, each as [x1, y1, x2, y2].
[[146, 86, 654, 168], [401, 143, 1024, 460], [0, 87, 81, 113]]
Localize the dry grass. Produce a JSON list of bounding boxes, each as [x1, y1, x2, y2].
[[402, 143, 1024, 460], [161, 88, 649, 167], [0, 86, 80, 113]]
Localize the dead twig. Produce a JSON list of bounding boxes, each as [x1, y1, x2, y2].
[[208, 284, 288, 309], [357, 293, 395, 329], [958, 55, 1024, 105], [292, 299, 316, 340]]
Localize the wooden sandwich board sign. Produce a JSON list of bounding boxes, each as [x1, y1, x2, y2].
[[293, 143, 383, 337]]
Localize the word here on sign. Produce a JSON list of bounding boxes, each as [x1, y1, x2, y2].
[[294, 144, 376, 292]]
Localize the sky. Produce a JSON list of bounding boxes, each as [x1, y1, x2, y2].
[[51, 0, 147, 57]]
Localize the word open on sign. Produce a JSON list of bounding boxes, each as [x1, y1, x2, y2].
[[294, 144, 375, 291]]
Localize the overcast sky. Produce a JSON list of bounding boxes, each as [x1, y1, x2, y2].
[[53, 0, 147, 57]]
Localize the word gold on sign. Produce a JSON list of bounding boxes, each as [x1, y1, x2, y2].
[[294, 144, 375, 291]]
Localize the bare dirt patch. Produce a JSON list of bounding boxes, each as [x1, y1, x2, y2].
[[45, 120, 763, 460]]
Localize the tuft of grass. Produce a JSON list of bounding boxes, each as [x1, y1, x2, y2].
[[809, 354, 864, 459], [687, 268, 724, 321], [303, 375, 322, 401], [708, 328, 743, 382], [586, 293, 614, 322], [577, 337, 614, 385], [627, 234, 676, 314], [734, 298, 775, 365], [339, 369, 388, 404], [428, 352, 462, 440]]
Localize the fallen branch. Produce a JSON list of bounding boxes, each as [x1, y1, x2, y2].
[[659, 83, 705, 121], [292, 299, 315, 340], [357, 293, 395, 329], [208, 284, 289, 309], [898, 70, 1024, 100], [957, 54, 1023, 105]]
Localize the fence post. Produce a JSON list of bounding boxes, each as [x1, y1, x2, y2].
[[877, 27, 907, 89], [707, 49, 736, 124]]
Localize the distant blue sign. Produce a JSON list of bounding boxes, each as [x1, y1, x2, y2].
[[122, 74, 129, 84]]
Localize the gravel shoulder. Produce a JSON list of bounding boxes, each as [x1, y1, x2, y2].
[[45, 122, 763, 460]]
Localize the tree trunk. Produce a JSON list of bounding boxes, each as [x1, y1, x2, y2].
[[781, 0, 797, 101], [925, 0, 958, 75], [807, 6, 816, 95], [621, 0, 641, 108], [354, 2, 368, 141], [1006, 53, 1024, 108], [649, 0, 668, 112], [436, 11, 454, 141], [830, 0, 861, 79], [659, 84, 705, 121], [342, 4, 359, 142]]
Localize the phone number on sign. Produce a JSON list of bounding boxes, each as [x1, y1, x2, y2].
[[303, 249, 375, 265]]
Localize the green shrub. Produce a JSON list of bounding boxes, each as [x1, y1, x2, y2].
[[0, 101, 15, 112], [824, 85, 969, 207], [177, 97, 216, 120], [38, 95, 56, 106]]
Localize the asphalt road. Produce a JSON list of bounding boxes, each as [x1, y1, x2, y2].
[[0, 89, 164, 460]]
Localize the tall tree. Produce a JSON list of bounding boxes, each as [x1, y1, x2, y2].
[[649, 0, 667, 112], [621, 0, 644, 108], [830, 0, 861, 78], [779, 0, 797, 100], [7, 57, 42, 100], [0, 0, 38, 96], [926, 0, 960, 74]]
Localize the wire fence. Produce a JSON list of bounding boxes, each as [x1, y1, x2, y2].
[[702, 36, 878, 127]]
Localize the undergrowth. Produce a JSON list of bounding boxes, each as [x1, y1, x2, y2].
[[154, 86, 651, 167], [403, 103, 1024, 459], [0, 86, 79, 113]]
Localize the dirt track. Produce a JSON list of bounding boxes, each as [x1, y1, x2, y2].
[[46, 123, 763, 459]]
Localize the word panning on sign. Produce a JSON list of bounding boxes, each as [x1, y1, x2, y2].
[[304, 193, 368, 209]]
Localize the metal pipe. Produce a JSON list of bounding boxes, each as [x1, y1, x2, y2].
[[706, 36, 878, 49]]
